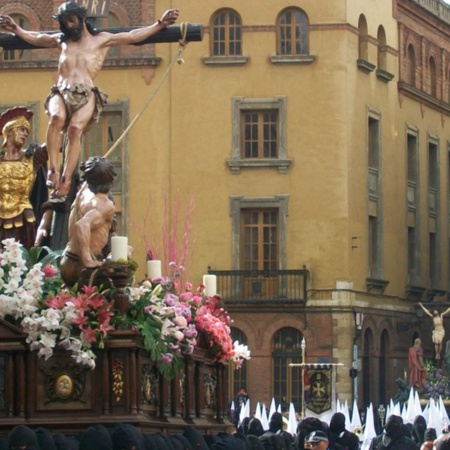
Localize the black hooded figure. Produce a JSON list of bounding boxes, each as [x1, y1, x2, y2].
[[329, 412, 359, 450], [411, 415, 427, 446], [78, 425, 113, 450], [8, 426, 40, 450], [368, 415, 417, 450]]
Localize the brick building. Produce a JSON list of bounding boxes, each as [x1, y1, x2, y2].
[[2, 0, 450, 416]]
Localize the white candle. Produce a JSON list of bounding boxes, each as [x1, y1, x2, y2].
[[147, 260, 162, 279], [111, 236, 128, 261], [203, 274, 217, 297]]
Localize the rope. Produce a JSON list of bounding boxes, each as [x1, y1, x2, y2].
[[103, 22, 189, 159]]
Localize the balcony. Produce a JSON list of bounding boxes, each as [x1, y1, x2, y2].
[[207, 269, 310, 304]]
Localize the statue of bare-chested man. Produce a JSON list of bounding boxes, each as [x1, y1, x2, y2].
[[59, 156, 115, 287], [418, 302, 450, 359], [0, 2, 179, 197]]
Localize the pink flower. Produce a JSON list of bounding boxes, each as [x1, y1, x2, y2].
[[81, 327, 97, 345], [42, 264, 58, 279], [159, 353, 174, 364], [173, 315, 187, 328]]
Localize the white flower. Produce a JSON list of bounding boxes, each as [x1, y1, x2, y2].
[[232, 341, 251, 361], [40, 309, 63, 331], [72, 349, 96, 369], [4, 279, 19, 294], [39, 331, 57, 349], [38, 347, 54, 360]]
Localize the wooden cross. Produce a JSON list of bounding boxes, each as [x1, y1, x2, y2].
[[0, 24, 203, 51]]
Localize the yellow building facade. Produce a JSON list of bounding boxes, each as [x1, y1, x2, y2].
[[2, 0, 450, 412]]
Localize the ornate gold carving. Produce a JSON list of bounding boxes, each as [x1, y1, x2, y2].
[[112, 359, 124, 403], [141, 364, 159, 406], [40, 363, 87, 404], [55, 374, 74, 399], [203, 373, 216, 409]]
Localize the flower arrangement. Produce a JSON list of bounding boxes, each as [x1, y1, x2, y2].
[[125, 262, 251, 379], [0, 240, 251, 378], [0, 238, 116, 369], [423, 359, 450, 400]]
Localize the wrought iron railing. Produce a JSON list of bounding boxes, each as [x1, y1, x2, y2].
[[207, 269, 310, 304]]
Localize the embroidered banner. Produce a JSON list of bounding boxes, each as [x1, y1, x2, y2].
[[307, 367, 332, 415]]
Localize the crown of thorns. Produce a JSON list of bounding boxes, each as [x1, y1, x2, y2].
[[52, 2, 87, 20]]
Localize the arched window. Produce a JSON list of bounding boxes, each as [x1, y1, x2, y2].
[[277, 8, 308, 55], [2, 14, 30, 61], [379, 330, 390, 405], [96, 13, 120, 58], [358, 15, 368, 61], [362, 328, 375, 406], [211, 9, 242, 56], [272, 327, 303, 410], [377, 26, 387, 71], [448, 68, 450, 103], [429, 56, 437, 97], [406, 44, 416, 87], [226, 328, 248, 403]]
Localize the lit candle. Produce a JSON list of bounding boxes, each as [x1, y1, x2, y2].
[[111, 236, 128, 261], [147, 260, 162, 279], [203, 274, 217, 297]]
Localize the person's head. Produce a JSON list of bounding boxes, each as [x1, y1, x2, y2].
[[304, 431, 329, 450], [424, 428, 437, 442], [81, 156, 116, 194], [382, 415, 403, 445], [295, 418, 325, 450], [8, 425, 39, 450], [415, 338, 422, 347], [247, 417, 264, 437], [269, 412, 283, 434], [0, 106, 32, 150], [329, 412, 346, 434], [52, 1, 95, 42], [434, 309, 440, 317]]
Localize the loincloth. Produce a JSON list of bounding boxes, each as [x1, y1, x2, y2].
[[45, 84, 108, 132], [432, 329, 445, 344]]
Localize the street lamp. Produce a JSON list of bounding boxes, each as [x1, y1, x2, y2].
[[378, 404, 386, 428], [301, 337, 306, 419]]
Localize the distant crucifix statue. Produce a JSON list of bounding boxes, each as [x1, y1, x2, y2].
[[418, 302, 450, 360], [0, 2, 179, 198]]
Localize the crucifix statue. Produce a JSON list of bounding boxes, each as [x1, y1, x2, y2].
[[0, 2, 202, 199]]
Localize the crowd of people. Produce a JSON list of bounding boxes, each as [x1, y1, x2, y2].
[[5, 409, 450, 450]]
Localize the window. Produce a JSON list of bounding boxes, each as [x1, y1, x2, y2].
[[428, 140, 439, 215], [82, 102, 129, 234], [229, 97, 291, 174], [226, 328, 248, 402], [211, 9, 242, 57], [241, 209, 278, 271], [377, 26, 387, 71], [428, 136, 441, 290], [406, 44, 416, 87], [242, 111, 277, 159], [358, 15, 368, 61], [277, 8, 308, 56], [230, 196, 288, 271], [367, 109, 385, 286], [429, 56, 437, 98], [2, 14, 30, 61], [406, 130, 421, 286], [272, 328, 303, 409]]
